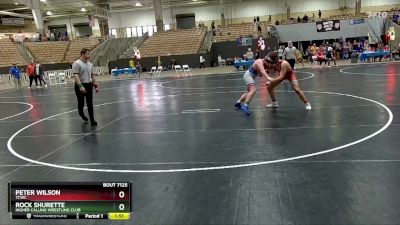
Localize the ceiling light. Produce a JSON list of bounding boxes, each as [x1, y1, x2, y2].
[[81, 7, 87, 12], [46, 11, 52, 15], [40, 0, 46, 2], [135, 2, 142, 6], [14, 2, 19, 5]]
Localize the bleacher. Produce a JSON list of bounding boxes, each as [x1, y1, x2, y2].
[[214, 22, 269, 42], [25, 41, 69, 64], [329, 14, 367, 20], [0, 39, 27, 67], [140, 28, 206, 57], [66, 37, 101, 62]]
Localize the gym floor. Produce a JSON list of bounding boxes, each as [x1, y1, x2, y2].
[[0, 62, 399, 225]]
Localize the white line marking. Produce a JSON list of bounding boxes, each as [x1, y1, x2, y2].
[[0, 84, 134, 99], [340, 62, 400, 75], [182, 109, 221, 113], [0, 102, 33, 121], [0, 115, 127, 180], [1, 159, 400, 168], [0, 123, 390, 139], [6, 90, 393, 173]]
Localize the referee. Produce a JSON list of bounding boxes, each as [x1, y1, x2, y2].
[[284, 41, 297, 70], [73, 48, 98, 126]]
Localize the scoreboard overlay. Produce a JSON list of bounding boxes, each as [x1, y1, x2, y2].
[[8, 182, 132, 220]]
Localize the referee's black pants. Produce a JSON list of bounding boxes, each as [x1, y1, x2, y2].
[[74, 83, 94, 122], [287, 59, 296, 69]]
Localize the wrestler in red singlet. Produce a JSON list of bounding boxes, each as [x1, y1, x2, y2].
[[265, 52, 312, 110]]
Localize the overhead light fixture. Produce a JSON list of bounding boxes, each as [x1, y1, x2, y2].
[[46, 11, 52, 15], [40, 0, 46, 2], [81, 7, 87, 12], [135, 2, 142, 6], [14, 2, 19, 5]]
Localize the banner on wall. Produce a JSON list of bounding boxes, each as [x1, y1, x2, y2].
[[1, 18, 24, 25], [349, 19, 365, 25], [236, 37, 252, 46], [316, 20, 340, 32]]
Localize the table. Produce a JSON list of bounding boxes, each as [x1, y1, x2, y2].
[[233, 60, 255, 70], [360, 51, 391, 62], [111, 68, 137, 77]]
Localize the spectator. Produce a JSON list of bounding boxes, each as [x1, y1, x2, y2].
[[268, 15, 272, 21], [303, 14, 309, 22], [211, 20, 216, 36], [316, 47, 328, 67], [26, 61, 38, 89], [257, 24, 262, 34], [237, 35, 243, 46], [253, 17, 256, 23], [171, 59, 176, 69], [200, 55, 206, 68], [35, 62, 47, 88], [310, 43, 317, 57], [256, 16, 260, 22], [327, 44, 336, 67], [284, 41, 297, 69], [157, 55, 162, 67], [318, 10, 322, 19], [266, 25, 271, 37], [297, 16, 301, 23], [246, 48, 254, 60], [257, 36, 265, 53], [312, 13, 315, 21], [218, 54, 222, 66], [129, 58, 135, 68], [278, 46, 284, 59], [275, 20, 280, 25], [10, 63, 22, 90], [306, 46, 312, 62]]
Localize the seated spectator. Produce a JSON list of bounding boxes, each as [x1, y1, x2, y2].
[[303, 14, 309, 22], [316, 48, 328, 67], [246, 48, 254, 60], [129, 58, 135, 68], [275, 20, 280, 25], [297, 16, 301, 23]]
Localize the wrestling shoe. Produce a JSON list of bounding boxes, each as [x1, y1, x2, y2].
[[266, 101, 279, 108], [305, 103, 312, 110], [234, 102, 241, 109], [241, 105, 250, 115]]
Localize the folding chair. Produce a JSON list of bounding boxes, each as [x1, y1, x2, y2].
[[57, 72, 67, 86], [149, 66, 157, 78], [174, 65, 183, 77], [182, 65, 192, 76], [48, 73, 57, 86], [156, 66, 162, 78]]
